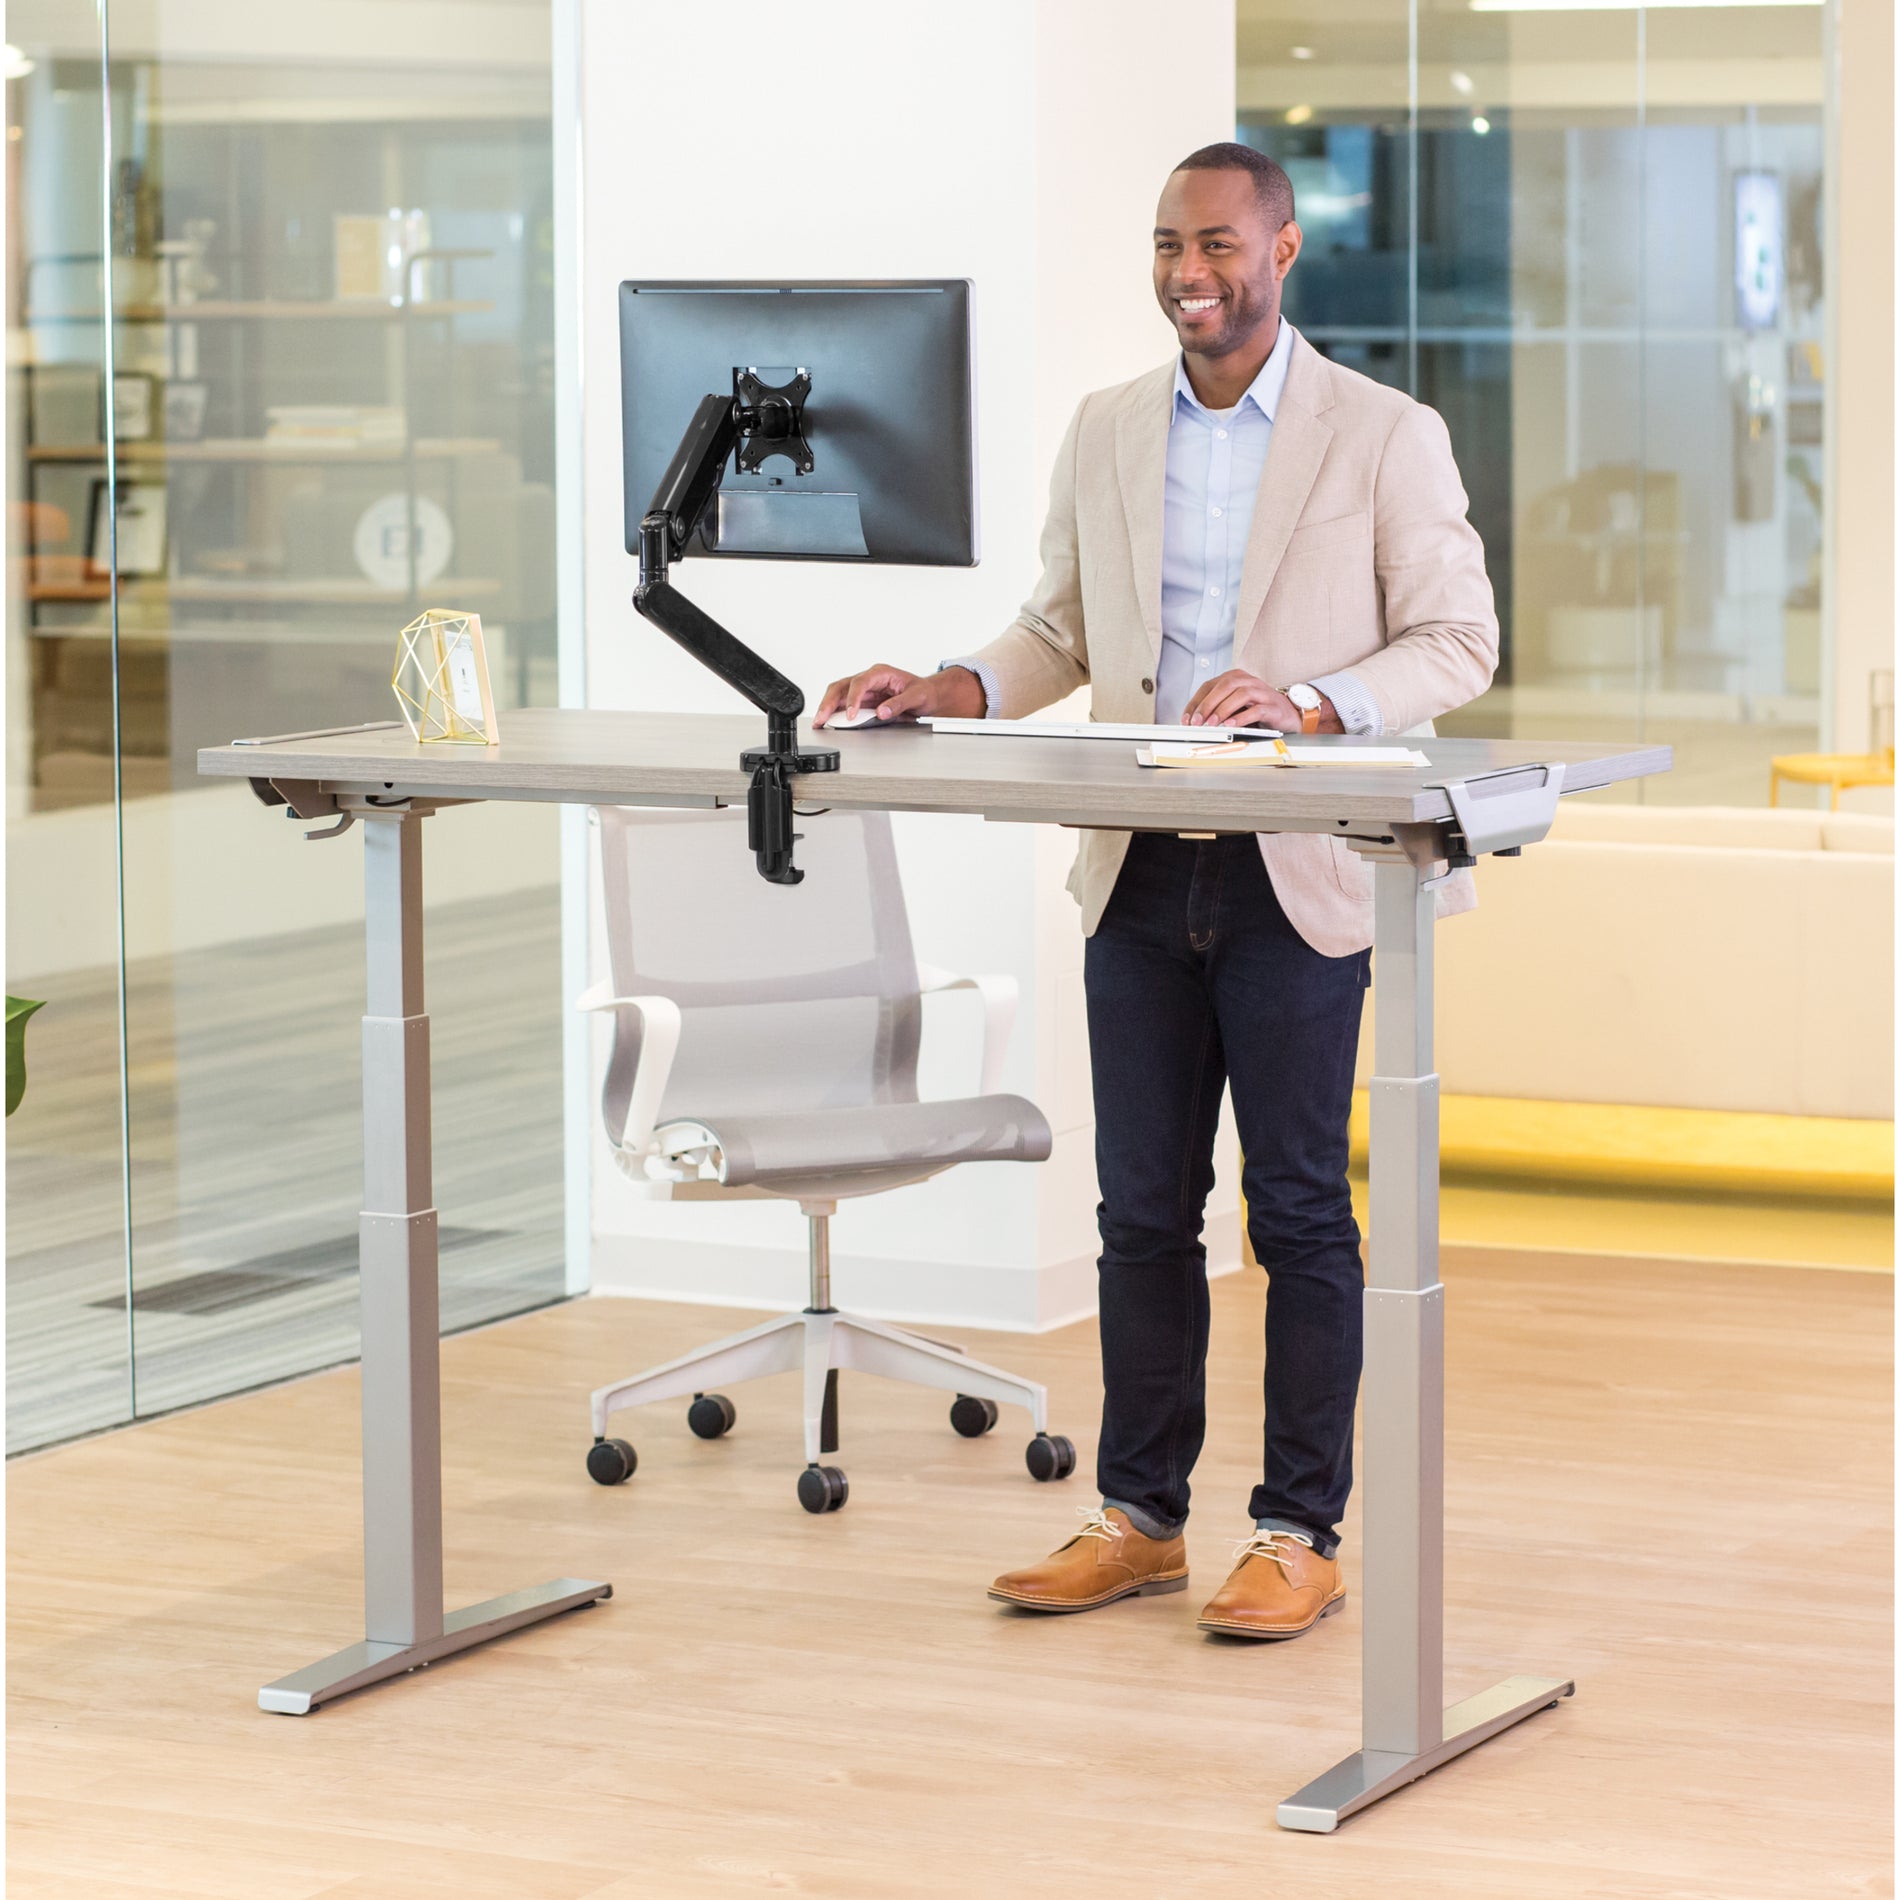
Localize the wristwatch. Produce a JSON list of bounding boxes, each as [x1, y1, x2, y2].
[[1283, 682, 1324, 735]]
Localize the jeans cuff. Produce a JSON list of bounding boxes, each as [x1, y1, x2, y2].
[[1105, 1497, 1183, 1541]]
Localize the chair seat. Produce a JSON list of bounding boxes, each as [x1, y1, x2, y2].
[[1771, 751, 1895, 787], [655, 1095, 1053, 1188]]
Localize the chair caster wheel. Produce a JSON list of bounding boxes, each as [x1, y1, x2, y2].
[[1025, 1432, 1076, 1482], [949, 1394, 1000, 1438], [797, 1464, 849, 1514], [688, 1392, 737, 1439], [586, 1437, 637, 1486]]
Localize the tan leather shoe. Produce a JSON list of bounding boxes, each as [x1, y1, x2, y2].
[[1197, 1530, 1345, 1639], [988, 1506, 1188, 1613]]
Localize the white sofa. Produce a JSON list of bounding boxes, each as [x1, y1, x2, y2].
[[1360, 804, 1895, 1122]]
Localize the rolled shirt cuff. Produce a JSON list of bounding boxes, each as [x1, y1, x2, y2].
[[937, 657, 1000, 718], [1307, 669, 1383, 737]]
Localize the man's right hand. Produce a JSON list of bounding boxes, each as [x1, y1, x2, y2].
[[814, 663, 987, 727]]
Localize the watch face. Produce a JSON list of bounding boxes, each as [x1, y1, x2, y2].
[[1287, 683, 1322, 711]]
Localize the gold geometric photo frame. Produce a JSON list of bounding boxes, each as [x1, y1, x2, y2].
[[393, 608, 500, 746]]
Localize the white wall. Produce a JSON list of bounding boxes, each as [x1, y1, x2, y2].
[[578, 0, 1239, 1329]]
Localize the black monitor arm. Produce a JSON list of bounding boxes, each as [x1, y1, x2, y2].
[[633, 375, 839, 884]]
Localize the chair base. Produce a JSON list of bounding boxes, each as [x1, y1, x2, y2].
[[589, 1305, 1050, 1466]]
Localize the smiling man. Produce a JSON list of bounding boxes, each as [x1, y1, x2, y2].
[[817, 143, 1498, 1640]]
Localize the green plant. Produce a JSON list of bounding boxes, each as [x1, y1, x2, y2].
[[7, 996, 45, 1117]]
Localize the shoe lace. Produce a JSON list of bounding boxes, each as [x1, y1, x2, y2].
[[1229, 1529, 1314, 1571], [1072, 1506, 1123, 1544]]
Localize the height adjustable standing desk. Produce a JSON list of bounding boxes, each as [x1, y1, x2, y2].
[[200, 709, 1668, 1829]]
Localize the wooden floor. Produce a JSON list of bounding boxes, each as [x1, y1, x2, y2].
[[7, 1249, 1892, 1898]]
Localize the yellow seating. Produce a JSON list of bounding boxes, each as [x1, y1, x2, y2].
[[1346, 1092, 1895, 1204], [1769, 748, 1894, 810]]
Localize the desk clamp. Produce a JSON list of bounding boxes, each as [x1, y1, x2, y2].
[[1433, 761, 1566, 867]]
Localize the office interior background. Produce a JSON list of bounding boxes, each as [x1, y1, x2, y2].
[[10, 0, 1888, 1451], [2, 0, 1891, 1885]]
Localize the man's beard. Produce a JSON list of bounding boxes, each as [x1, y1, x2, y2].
[[1182, 279, 1274, 357]]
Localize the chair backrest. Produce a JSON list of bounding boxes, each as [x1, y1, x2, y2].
[[592, 805, 924, 1133]]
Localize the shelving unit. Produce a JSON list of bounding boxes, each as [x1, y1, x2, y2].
[[16, 260, 558, 809]]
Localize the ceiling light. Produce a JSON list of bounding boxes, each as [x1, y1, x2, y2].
[[1472, 115, 1492, 134], [1285, 104, 1314, 126], [1471, 0, 1818, 10], [1289, 45, 1316, 60], [4, 44, 36, 80], [1449, 70, 1475, 96]]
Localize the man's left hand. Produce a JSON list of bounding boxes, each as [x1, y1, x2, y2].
[[1182, 670, 1341, 731]]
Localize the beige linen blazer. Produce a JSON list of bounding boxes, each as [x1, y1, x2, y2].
[[963, 326, 1500, 957]]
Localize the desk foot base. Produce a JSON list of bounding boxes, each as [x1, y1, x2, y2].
[[1276, 1674, 1574, 1832], [258, 1577, 612, 1714]]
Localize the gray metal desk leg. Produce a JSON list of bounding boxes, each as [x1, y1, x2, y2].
[[1277, 848, 1570, 1829], [259, 809, 609, 1714]]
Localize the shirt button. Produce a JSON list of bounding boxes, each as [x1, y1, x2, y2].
[[1210, 506, 1222, 517], [1198, 658, 1210, 669], [1215, 429, 1227, 439], [1208, 585, 1220, 597]]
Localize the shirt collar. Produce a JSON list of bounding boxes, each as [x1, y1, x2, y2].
[[1171, 317, 1295, 425]]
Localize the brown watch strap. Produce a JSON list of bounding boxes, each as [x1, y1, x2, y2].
[[1300, 703, 1321, 735]]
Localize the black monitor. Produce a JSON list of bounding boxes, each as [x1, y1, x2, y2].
[[617, 279, 978, 886], [619, 279, 976, 567]]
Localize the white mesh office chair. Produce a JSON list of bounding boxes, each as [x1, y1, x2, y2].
[[580, 805, 1076, 1513]]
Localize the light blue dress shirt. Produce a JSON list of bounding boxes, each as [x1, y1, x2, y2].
[[949, 321, 1380, 734]]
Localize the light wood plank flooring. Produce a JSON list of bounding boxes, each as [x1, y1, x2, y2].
[[7, 1247, 1891, 1897]]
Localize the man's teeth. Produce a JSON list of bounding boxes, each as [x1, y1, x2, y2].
[[1178, 297, 1220, 312]]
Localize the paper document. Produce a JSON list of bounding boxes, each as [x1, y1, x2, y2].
[[1136, 740, 1433, 770], [1281, 745, 1432, 767], [921, 717, 1240, 744], [1138, 740, 1287, 769]]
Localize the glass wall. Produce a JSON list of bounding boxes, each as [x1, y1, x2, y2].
[[1237, 0, 1830, 803], [6, 2, 568, 1451]]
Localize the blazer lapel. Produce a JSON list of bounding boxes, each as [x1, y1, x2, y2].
[[1114, 370, 1173, 660], [1233, 334, 1334, 670]]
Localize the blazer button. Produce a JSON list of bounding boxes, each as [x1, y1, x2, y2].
[[1141, 677, 1155, 694]]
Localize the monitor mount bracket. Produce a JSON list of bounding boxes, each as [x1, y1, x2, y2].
[[634, 368, 838, 884]]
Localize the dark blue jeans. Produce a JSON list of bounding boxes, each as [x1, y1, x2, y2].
[[1085, 832, 1369, 1554]]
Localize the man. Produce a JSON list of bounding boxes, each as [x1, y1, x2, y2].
[[815, 143, 1497, 1639]]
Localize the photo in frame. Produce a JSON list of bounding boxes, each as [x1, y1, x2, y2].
[[392, 608, 499, 745], [85, 480, 169, 577], [163, 380, 210, 442], [106, 372, 157, 442]]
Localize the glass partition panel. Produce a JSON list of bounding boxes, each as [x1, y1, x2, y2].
[[7, 4, 136, 1451], [1638, 0, 1827, 803], [96, 4, 566, 1422], [1238, 0, 1831, 806]]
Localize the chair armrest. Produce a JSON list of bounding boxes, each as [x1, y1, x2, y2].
[[915, 962, 1017, 1097], [576, 986, 683, 1156]]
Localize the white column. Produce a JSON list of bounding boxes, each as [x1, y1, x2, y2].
[[1824, 0, 1895, 778], [577, 0, 1237, 1328]]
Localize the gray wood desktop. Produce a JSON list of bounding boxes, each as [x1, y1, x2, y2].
[[199, 709, 1670, 1830]]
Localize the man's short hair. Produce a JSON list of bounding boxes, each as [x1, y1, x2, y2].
[[1172, 142, 1295, 230]]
